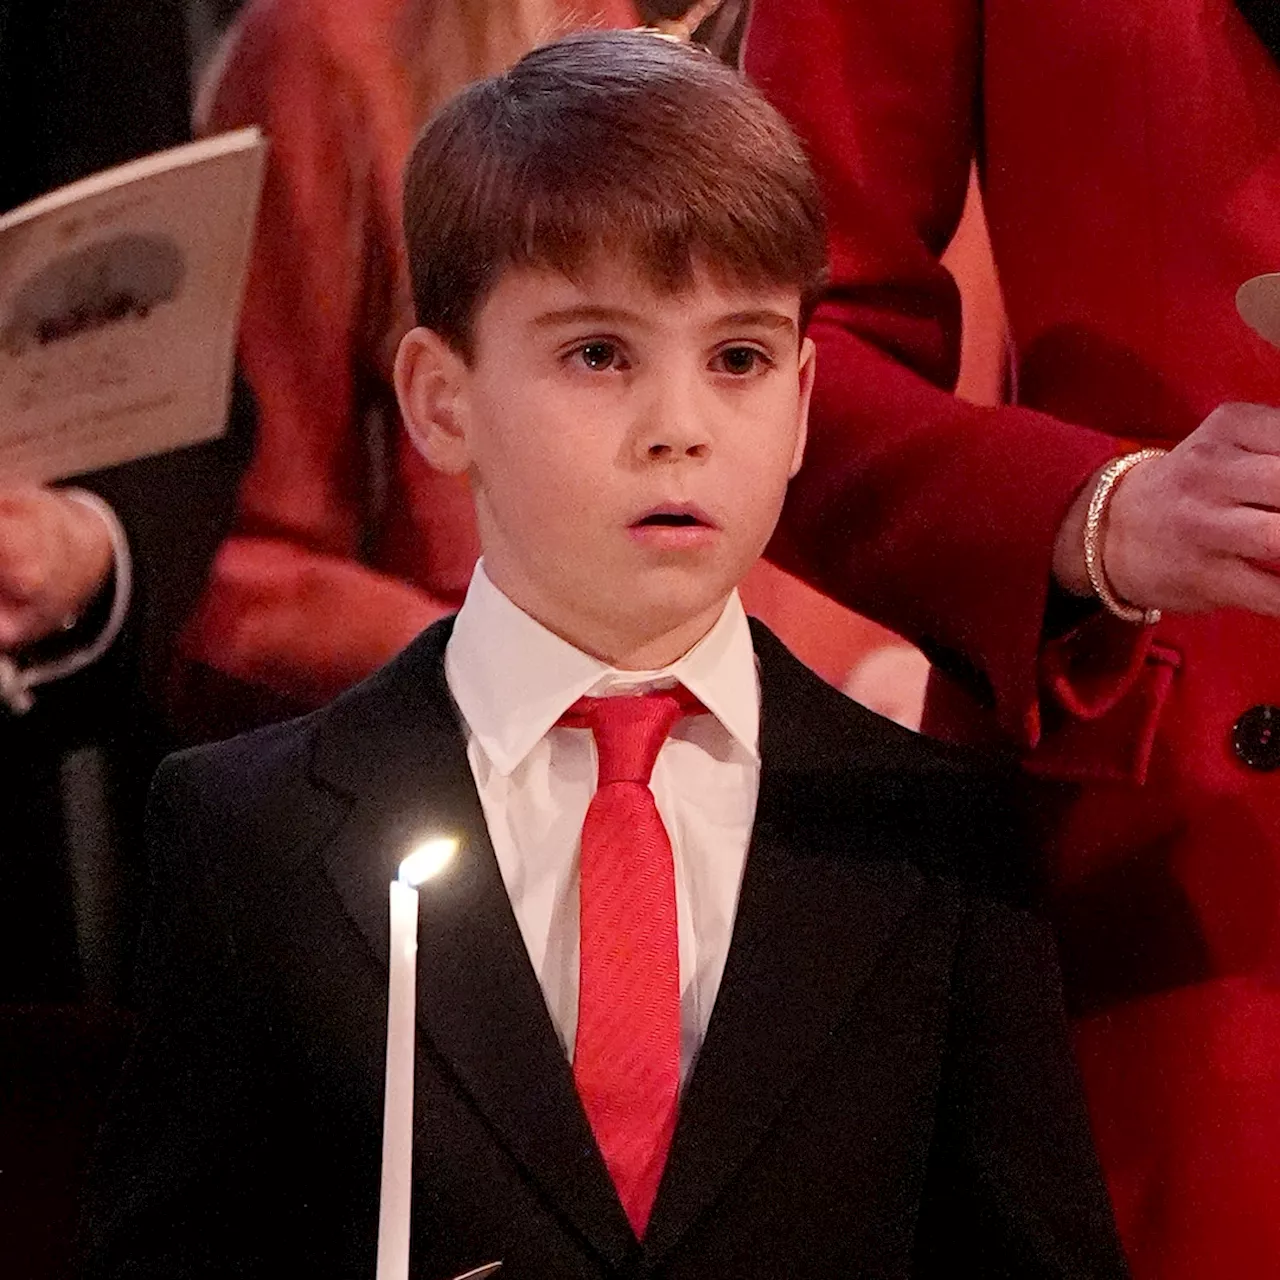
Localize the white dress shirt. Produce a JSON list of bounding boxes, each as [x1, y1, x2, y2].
[[445, 562, 760, 1083]]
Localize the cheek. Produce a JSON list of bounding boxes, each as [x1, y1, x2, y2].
[[477, 434, 595, 541], [468, 393, 560, 494], [726, 409, 802, 499], [738, 481, 790, 548]]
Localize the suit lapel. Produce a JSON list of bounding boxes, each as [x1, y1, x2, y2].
[[642, 624, 930, 1266], [311, 620, 635, 1269]]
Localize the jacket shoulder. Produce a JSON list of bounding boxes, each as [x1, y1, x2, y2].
[[147, 705, 348, 894], [156, 707, 324, 807], [751, 620, 1031, 900], [751, 616, 1006, 776]]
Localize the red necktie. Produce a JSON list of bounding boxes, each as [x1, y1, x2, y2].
[[558, 687, 704, 1236]]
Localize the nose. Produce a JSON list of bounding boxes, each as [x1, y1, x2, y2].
[[634, 372, 712, 463]]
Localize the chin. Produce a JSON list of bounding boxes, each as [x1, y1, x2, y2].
[[627, 581, 732, 635]]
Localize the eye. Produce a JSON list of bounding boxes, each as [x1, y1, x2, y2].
[[573, 340, 626, 372], [712, 345, 771, 376]]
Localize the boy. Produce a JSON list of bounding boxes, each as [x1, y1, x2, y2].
[[78, 31, 1126, 1279]]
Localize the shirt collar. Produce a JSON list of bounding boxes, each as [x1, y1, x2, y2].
[[445, 561, 760, 776]]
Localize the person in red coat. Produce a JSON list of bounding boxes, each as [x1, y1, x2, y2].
[[746, 2, 1280, 1276], [173, 0, 638, 733]]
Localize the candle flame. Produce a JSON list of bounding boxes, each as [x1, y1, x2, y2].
[[398, 837, 459, 888]]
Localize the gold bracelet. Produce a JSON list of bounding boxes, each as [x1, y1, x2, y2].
[[1083, 448, 1168, 626]]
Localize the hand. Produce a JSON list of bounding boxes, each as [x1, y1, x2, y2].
[[1053, 402, 1280, 617], [0, 486, 114, 651]]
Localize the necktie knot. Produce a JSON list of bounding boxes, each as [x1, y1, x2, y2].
[[559, 687, 705, 785]]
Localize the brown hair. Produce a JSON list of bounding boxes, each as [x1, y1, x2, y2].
[[402, 28, 827, 358]]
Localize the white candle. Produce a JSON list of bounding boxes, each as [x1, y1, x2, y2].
[[376, 837, 459, 1280]]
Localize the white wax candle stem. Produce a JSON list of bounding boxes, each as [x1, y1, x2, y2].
[[376, 879, 420, 1280]]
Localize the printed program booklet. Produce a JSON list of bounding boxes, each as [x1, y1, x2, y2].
[[0, 127, 266, 481]]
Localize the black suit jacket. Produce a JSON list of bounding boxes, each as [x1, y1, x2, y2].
[[78, 618, 1126, 1278]]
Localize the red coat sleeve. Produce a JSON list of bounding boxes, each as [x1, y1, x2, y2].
[[746, 0, 1150, 751], [176, 2, 455, 720]]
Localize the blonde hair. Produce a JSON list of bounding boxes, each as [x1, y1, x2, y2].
[[398, 0, 573, 119]]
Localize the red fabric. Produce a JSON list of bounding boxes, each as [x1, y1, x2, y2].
[[176, 0, 636, 719], [746, 1, 1280, 1273], [559, 690, 701, 1235]]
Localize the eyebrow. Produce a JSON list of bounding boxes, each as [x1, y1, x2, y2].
[[530, 305, 798, 335], [531, 305, 649, 330], [717, 310, 797, 335]]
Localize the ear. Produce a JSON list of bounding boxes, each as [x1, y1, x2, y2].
[[789, 335, 816, 478], [394, 326, 472, 475]]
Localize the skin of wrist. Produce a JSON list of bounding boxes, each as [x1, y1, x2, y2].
[[1052, 453, 1165, 615], [1052, 466, 1106, 597]]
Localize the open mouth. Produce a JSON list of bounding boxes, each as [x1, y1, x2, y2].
[[630, 503, 716, 530], [635, 512, 704, 527]]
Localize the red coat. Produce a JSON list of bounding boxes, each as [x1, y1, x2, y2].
[[748, 2, 1280, 1274]]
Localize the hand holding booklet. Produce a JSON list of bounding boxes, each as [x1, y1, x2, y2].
[[0, 128, 265, 482]]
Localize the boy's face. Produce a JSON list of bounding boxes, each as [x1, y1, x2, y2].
[[396, 253, 814, 668]]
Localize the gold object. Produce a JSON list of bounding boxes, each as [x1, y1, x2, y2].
[[1083, 448, 1168, 626], [649, 0, 723, 42], [1238, 273, 1280, 348]]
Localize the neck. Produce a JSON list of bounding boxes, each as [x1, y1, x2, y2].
[[569, 612, 723, 672], [483, 566, 727, 671]]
